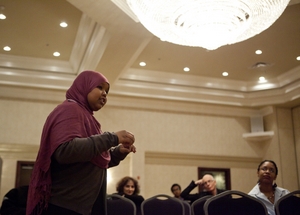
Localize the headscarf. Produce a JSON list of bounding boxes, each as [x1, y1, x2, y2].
[[26, 70, 110, 215]]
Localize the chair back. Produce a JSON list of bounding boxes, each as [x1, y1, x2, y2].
[[182, 200, 191, 215], [204, 190, 268, 215], [191, 195, 212, 215], [275, 189, 300, 215], [107, 194, 137, 215], [141, 194, 184, 215]]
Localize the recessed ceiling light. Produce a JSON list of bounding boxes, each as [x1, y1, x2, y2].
[[259, 76, 267, 83], [0, 13, 6, 19], [139, 62, 146, 66], [0, 6, 6, 20], [183, 67, 190, 72], [255, 50, 262, 55], [60, 22, 68, 28], [53, 52, 60, 57], [3, 46, 11, 51], [296, 56, 300, 61], [222, 71, 228, 76]]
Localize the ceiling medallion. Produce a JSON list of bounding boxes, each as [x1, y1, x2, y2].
[[126, 0, 290, 50]]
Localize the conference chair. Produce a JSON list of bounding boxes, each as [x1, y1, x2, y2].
[[107, 194, 136, 215], [203, 190, 268, 215], [275, 189, 300, 215], [182, 200, 191, 215], [191, 195, 212, 215], [141, 194, 185, 215]]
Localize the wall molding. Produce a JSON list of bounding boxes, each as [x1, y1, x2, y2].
[[145, 151, 262, 169], [0, 143, 38, 160], [0, 84, 273, 118]]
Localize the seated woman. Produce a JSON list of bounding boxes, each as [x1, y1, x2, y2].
[[248, 160, 290, 215], [115, 176, 144, 215]]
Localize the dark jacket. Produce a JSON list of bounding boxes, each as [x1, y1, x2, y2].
[[180, 180, 226, 204], [0, 185, 29, 215]]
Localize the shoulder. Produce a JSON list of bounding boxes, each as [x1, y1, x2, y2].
[[4, 187, 19, 197], [199, 191, 210, 197], [217, 189, 226, 193], [110, 192, 120, 196], [126, 194, 144, 199], [137, 195, 145, 200], [248, 184, 259, 195], [125, 194, 144, 201], [55, 100, 83, 113], [275, 186, 290, 195], [2, 186, 28, 200], [49, 101, 87, 119]]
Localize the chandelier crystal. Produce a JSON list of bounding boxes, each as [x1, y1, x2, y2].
[[126, 0, 290, 50]]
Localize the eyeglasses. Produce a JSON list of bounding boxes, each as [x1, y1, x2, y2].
[[203, 180, 214, 185], [260, 167, 275, 173]]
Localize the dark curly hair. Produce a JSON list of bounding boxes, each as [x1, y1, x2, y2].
[[170, 183, 181, 192], [116, 176, 140, 195]]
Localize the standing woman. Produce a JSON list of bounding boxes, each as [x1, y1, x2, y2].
[[115, 176, 144, 215], [248, 160, 290, 215], [26, 70, 136, 215]]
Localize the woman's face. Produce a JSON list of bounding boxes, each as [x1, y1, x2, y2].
[[123, 180, 135, 195], [257, 161, 277, 184], [87, 82, 109, 111]]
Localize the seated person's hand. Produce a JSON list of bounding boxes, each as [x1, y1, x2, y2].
[[195, 179, 203, 185]]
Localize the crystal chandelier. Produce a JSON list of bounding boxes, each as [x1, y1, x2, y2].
[[126, 0, 290, 50]]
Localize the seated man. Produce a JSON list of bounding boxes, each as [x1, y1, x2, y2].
[[0, 185, 29, 215], [180, 174, 226, 204], [171, 183, 184, 200]]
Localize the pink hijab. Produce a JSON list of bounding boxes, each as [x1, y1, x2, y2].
[[27, 71, 110, 215]]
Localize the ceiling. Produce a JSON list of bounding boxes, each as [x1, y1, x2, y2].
[[0, 0, 300, 108]]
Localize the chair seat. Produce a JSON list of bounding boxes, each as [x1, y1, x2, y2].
[[141, 194, 185, 215], [191, 195, 212, 215], [182, 200, 191, 215], [107, 194, 137, 215], [204, 190, 268, 215], [275, 189, 300, 215]]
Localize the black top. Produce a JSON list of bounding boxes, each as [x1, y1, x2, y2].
[[180, 180, 226, 204], [0, 185, 29, 215]]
